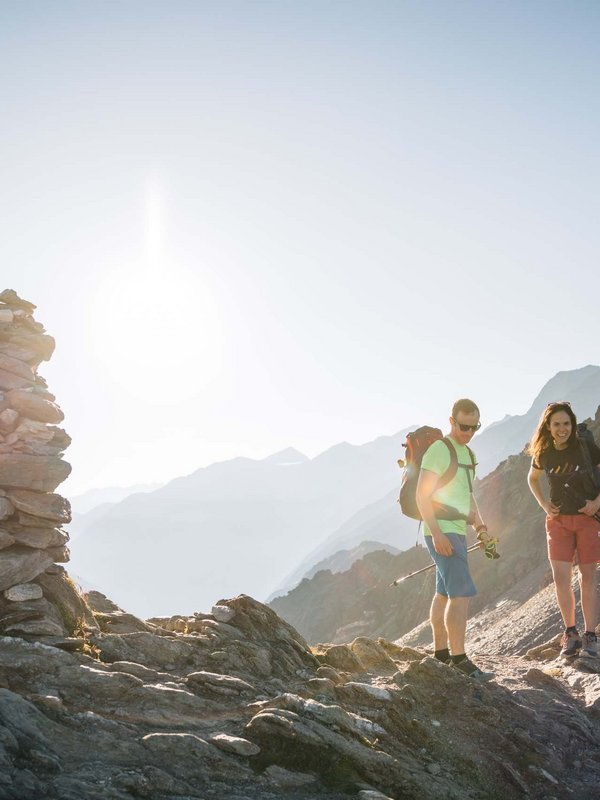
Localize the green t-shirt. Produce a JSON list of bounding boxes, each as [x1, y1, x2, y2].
[[420, 438, 475, 536]]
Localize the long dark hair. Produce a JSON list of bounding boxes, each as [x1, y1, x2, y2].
[[527, 402, 578, 464]]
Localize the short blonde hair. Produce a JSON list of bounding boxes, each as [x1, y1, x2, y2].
[[452, 398, 479, 418]]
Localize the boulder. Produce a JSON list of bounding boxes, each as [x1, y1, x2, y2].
[[0, 595, 68, 637], [0, 290, 36, 313], [6, 489, 71, 524], [212, 604, 236, 623], [5, 389, 64, 424], [0, 332, 55, 365], [209, 733, 260, 756], [350, 637, 398, 671], [313, 643, 364, 673], [0, 354, 35, 382], [0, 547, 54, 591], [4, 583, 43, 602], [9, 527, 68, 549], [46, 545, 69, 563], [12, 418, 55, 446], [0, 368, 34, 392], [0, 454, 71, 492]]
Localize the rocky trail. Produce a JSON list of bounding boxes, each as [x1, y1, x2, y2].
[[0, 590, 599, 800]]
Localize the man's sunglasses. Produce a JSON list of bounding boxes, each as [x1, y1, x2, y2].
[[451, 418, 481, 432]]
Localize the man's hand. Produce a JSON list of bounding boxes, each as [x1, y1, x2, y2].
[[431, 532, 454, 557], [542, 501, 561, 518], [578, 498, 600, 517], [476, 526, 492, 551], [476, 526, 500, 559]]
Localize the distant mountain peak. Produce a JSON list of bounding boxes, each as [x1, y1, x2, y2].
[[528, 364, 600, 415], [263, 447, 309, 465]]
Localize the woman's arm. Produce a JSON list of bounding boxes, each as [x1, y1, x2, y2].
[[527, 464, 560, 517]]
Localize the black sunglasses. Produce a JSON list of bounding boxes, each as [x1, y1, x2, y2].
[[451, 418, 481, 432], [547, 401, 571, 408]]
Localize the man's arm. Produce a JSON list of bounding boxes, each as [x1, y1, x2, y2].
[[527, 464, 559, 517], [416, 468, 454, 556]]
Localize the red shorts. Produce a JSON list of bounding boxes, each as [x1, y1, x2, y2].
[[546, 514, 600, 564]]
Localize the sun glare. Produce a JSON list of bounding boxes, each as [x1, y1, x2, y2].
[[89, 178, 223, 402], [91, 265, 223, 403]]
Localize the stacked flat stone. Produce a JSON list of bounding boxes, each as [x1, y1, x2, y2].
[[0, 289, 72, 638]]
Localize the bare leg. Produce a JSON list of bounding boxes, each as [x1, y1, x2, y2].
[[430, 593, 448, 650], [551, 560, 576, 628], [445, 596, 470, 655], [578, 563, 599, 632]]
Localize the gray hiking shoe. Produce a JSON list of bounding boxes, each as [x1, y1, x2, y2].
[[451, 656, 494, 682], [579, 632, 598, 659], [560, 630, 582, 659]]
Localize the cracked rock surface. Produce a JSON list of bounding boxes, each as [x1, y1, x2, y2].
[[0, 591, 599, 799]]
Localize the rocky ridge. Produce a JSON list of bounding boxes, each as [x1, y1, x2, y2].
[[0, 590, 599, 799]]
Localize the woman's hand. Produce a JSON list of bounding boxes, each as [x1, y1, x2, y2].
[[578, 498, 600, 517], [543, 501, 561, 518]]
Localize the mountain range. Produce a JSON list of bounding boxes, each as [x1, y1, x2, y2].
[[70, 483, 163, 516], [68, 434, 414, 616], [68, 364, 600, 618]]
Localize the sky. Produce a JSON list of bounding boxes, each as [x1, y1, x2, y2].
[[1, 0, 599, 497]]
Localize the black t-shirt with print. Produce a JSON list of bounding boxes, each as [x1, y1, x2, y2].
[[533, 439, 600, 514]]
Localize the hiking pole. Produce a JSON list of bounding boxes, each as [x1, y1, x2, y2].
[[390, 543, 481, 586]]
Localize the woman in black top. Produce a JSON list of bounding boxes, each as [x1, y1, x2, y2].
[[528, 402, 600, 660]]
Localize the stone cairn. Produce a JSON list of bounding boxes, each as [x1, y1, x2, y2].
[[0, 289, 85, 645]]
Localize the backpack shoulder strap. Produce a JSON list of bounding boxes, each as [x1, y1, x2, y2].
[[436, 437, 459, 491], [437, 440, 477, 494], [466, 445, 476, 468], [464, 445, 476, 493], [579, 436, 600, 489]]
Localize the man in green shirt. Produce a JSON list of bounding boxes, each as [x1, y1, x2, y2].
[[416, 398, 493, 681]]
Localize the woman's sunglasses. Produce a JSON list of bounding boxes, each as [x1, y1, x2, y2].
[[451, 418, 481, 432]]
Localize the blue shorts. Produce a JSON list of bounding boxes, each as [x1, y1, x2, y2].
[[425, 533, 477, 598]]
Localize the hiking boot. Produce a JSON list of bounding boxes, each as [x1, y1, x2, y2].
[[560, 631, 581, 658], [579, 632, 598, 659], [560, 630, 582, 659], [451, 656, 494, 681]]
